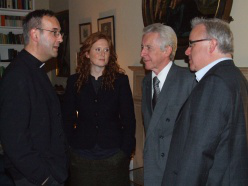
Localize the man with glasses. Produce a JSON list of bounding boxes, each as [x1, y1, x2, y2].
[[0, 10, 68, 186], [162, 17, 248, 186], [141, 23, 196, 186]]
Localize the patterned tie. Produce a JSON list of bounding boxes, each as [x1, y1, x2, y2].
[[152, 76, 160, 109]]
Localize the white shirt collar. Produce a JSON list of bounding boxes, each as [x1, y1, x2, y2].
[[152, 61, 173, 90], [39, 63, 45, 68], [195, 58, 232, 82]]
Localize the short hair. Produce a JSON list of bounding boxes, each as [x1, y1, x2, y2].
[[23, 9, 55, 45], [191, 17, 233, 55], [143, 23, 177, 60]]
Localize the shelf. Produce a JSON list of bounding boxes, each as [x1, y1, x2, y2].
[[0, 44, 23, 46], [0, 26, 22, 29], [0, 8, 33, 13], [0, 0, 34, 67]]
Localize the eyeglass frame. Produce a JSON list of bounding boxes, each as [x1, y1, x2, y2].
[[188, 39, 212, 47], [36, 28, 64, 38]]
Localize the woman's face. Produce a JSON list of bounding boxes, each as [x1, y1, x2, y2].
[[86, 39, 110, 71]]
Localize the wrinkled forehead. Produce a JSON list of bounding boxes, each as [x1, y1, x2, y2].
[[142, 32, 161, 45]]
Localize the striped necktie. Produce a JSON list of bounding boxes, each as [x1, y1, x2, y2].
[[152, 76, 160, 109]]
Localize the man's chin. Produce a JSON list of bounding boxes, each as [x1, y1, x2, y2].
[[189, 65, 196, 72], [144, 64, 151, 70], [52, 52, 58, 58]]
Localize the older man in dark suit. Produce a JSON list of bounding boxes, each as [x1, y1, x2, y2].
[[0, 10, 68, 186], [162, 17, 248, 186], [141, 23, 196, 186]]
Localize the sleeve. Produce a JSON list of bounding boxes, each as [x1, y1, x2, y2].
[[62, 75, 78, 145], [118, 75, 136, 158], [0, 70, 50, 185]]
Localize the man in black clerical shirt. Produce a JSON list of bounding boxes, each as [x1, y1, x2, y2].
[[0, 9, 68, 186]]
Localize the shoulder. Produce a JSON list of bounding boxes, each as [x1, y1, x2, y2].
[[67, 73, 79, 83], [2, 60, 30, 85], [65, 74, 80, 92], [173, 64, 194, 75], [143, 71, 152, 82], [171, 64, 195, 80], [115, 73, 129, 82], [203, 62, 245, 93]]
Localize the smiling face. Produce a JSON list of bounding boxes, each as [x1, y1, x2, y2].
[[86, 39, 110, 72], [141, 32, 169, 75], [38, 16, 63, 61], [185, 24, 210, 72]]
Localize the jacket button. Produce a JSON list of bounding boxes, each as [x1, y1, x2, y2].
[[166, 118, 170, 122], [95, 112, 98, 116], [94, 99, 98, 103], [161, 153, 165, 157], [159, 135, 164, 139], [96, 125, 99, 129]]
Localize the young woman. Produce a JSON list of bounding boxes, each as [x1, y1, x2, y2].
[[62, 32, 136, 186]]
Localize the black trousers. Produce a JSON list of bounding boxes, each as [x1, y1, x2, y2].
[[68, 150, 130, 186]]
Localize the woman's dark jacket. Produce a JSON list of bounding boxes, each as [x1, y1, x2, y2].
[[62, 73, 136, 157]]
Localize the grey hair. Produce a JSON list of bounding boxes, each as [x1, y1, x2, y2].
[[143, 23, 177, 60], [191, 17, 233, 55]]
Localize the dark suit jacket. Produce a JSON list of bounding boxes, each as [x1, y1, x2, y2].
[[62, 73, 136, 157], [142, 63, 196, 186], [162, 60, 248, 186], [0, 50, 68, 185]]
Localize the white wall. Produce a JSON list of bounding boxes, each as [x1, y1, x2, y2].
[[49, 0, 68, 13], [35, 0, 49, 10], [68, 0, 248, 91], [230, 0, 248, 67], [69, 0, 144, 91]]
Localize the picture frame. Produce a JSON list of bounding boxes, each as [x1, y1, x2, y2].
[[142, 0, 233, 59], [55, 10, 70, 77], [97, 16, 115, 47], [79, 22, 92, 44]]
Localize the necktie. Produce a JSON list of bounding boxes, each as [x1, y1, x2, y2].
[[152, 76, 160, 109]]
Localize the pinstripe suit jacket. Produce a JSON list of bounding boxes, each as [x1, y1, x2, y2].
[[142, 63, 195, 186]]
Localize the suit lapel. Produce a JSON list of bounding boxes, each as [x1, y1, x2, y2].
[[146, 64, 178, 138]]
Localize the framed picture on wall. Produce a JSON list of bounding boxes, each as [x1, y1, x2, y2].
[[97, 16, 115, 47], [79, 22, 92, 44], [142, 0, 233, 59]]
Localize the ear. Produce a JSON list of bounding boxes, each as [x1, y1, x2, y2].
[[163, 46, 172, 57], [209, 39, 217, 53], [85, 52, 90, 58], [29, 28, 39, 42]]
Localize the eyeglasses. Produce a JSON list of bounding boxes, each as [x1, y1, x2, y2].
[[94, 47, 110, 54], [189, 39, 211, 47], [36, 28, 64, 38]]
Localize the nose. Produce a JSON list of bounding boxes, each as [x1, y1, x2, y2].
[[99, 50, 105, 56], [141, 48, 147, 57], [57, 34, 63, 43], [185, 46, 191, 56]]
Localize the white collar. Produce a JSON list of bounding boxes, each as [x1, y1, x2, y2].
[[195, 58, 232, 82], [152, 61, 173, 89]]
